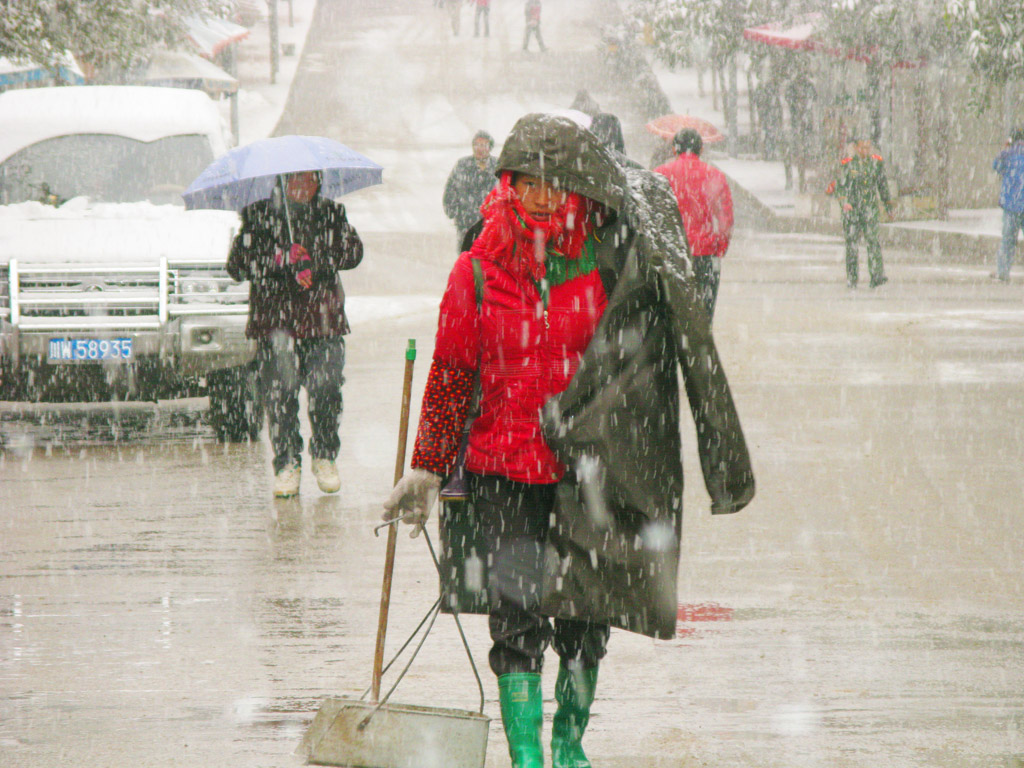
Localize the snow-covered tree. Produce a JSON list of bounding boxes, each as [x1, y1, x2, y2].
[[0, 0, 232, 72], [945, 0, 1024, 86], [818, 0, 954, 67]]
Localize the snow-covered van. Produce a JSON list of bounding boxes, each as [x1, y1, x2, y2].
[[0, 85, 261, 440]]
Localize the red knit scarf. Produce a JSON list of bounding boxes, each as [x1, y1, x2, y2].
[[469, 171, 594, 281]]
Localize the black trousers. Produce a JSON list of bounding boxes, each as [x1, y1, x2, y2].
[[693, 255, 722, 321], [256, 335, 346, 473], [474, 6, 489, 36], [523, 25, 545, 52], [470, 473, 610, 676]]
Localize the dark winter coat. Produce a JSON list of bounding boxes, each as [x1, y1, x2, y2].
[[442, 155, 499, 232], [496, 114, 754, 639], [227, 195, 363, 339]]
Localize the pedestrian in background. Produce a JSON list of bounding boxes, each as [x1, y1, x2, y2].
[[570, 88, 625, 155], [385, 113, 754, 768], [443, 130, 498, 252], [445, 0, 462, 35], [827, 137, 893, 288], [523, 0, 546, 52], [992, 127, 1024, 282], [655, 128, 734, 321], [227, 171, 364, 497], [474, 0, 490, 37]]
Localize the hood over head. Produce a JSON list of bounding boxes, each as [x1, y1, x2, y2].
[[495, 113, 628, 213]]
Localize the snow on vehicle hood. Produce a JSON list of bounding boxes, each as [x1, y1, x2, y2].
[[0, 198, 239, 265], [0, 85, 229, 161]]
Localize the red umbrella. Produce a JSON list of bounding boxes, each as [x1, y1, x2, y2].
[[645, 114, 725, 144]]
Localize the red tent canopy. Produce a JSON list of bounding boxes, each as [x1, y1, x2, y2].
[[743, 12, 923, 68], [743, 12, 875, 63]]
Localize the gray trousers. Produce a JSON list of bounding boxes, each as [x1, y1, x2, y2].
[[256, 335, 346, 473]]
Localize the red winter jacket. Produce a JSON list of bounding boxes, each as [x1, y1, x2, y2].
[[411, 250, 607, 484], [655, 153, 733, 257]]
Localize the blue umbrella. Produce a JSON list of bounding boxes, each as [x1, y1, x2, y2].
[[182, 134, 383, 213]]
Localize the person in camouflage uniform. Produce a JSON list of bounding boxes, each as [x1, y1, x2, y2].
[[829, 138, 893, 288]]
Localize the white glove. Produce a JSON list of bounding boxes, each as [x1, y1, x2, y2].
[[382, 468, 441, 538]]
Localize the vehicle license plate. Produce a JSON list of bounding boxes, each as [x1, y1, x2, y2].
[[47, 337, 134, 362]]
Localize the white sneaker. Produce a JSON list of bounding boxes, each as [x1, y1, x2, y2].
[[311, 458, 341, 493], [273, 464, 301, 497]]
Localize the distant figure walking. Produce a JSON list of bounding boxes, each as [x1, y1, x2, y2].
[[570, 89, 625, 155], [827, 137, 893, 289], [445, 0, 461, 35], [992, 127, 1024, 282], [474, 0, 490, 37], [654, 128, 734, 321], [443, 130, 498, 252], [523, 0, 546, 52]]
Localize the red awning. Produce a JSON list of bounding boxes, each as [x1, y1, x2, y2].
[[743, 12, 823, 52], [743, 12, 923, 68], [743, 12, 872, 63], [185, 15, 250, 59]]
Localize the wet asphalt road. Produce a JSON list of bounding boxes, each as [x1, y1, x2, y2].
[[3, 1, 1024, 767]]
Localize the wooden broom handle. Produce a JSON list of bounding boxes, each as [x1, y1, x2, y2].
[[371, 339, 416, 702]]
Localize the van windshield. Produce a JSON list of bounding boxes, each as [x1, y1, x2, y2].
[[0, 134, 215, 206]]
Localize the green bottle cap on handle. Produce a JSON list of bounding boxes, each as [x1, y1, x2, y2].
[[406, 339, 416, 361]]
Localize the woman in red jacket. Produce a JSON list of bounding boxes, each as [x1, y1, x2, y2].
[[385, 148, 608, 768]]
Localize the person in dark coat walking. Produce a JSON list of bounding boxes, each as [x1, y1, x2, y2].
[[655, 128, 734, 321], [992, 127, 1024, 282], [227, 171, 364, 497], [570, 88, 625, 155], [827, 137, 893, 288], [442, 130, 498, 252], [384, 114, 753, 768]]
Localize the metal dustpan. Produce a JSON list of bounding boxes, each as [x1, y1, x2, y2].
[[298, 340, 491, 768]]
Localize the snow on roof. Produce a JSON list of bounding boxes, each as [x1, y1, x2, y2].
[[143, 50, 238, 94], [184, 16, 250, 58], [0, 53, 84, 86], [742, 13, 822, 51], [0, 85, 228, 162]]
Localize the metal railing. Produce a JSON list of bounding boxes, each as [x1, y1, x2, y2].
[[0, 258, 247, 331]]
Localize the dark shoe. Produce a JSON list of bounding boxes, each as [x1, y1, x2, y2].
[[498, 673, 543, 768], [552, 663, 598, 768], [847, 279, 857, 289], [869, 276, 888, 288]]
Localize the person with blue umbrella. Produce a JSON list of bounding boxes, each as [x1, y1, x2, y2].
[[227, 170, 363, 497], [187, 135, 381, 498]]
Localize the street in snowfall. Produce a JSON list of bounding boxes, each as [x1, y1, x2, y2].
[[2, 0, 1024, 767]]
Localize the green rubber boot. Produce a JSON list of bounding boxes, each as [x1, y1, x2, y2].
[[497, 673, 544, 768], [551, 662, 598, 768]]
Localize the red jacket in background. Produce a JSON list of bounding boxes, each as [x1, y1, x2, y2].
[[655, 153, 734, 257]]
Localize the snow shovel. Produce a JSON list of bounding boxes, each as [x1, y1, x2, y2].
[[298, 339, 491, 768]]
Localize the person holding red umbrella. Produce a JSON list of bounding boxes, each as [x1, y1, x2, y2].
[[654, 128, 734, 321]]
